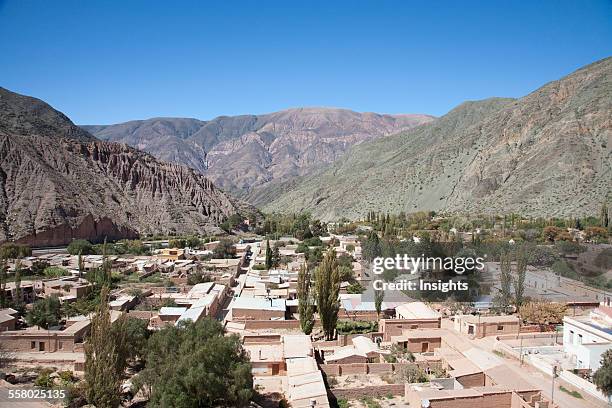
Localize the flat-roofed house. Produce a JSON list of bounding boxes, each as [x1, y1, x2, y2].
[[563, 305, 612, 370], [391, 329, 443, 353], [0, 308, 17, 331], [230, 297, 286, 320], [454, 314, 520, 338], [380, 302, 442, 341], [405, 385, 552, 408]]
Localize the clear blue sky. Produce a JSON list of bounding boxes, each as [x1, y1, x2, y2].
[[1, 0, 610, 124]]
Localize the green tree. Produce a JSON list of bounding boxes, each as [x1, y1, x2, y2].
[[26, 295, 62, 329], [593, 349, 612, 397], [265, 240, 273, 269], [346, 282, 365, 294], [134, 319, 253, 407], [213, 239, 236, 259], [114, 316, 150, 362], [314, 250, 340, 340], [374, 287, 385, 318], [362, 231, 382, 262], [272, 245, 281, 268], [30, 260, 50, 276], [494, 251, 513, 312], [297, 264, 315, 335], [0, 243, 31, 259], [601, 202, 609, 229], [84, 287, 125, 408], [0, 260, 7, 308], [13, 261, 22, 307], [513, 247, 527, 307], [67, 239, 94, 255], [310, 219, 326, 237]]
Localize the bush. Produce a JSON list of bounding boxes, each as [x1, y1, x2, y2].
[[34, 368, 54, 388], [336, 320, 378, 335], [554, 241, 586, 255], [552, 260, 579, 279], [67, 239, 94, 255], [43, 266, 69, 278], [0, 243, 31, 259], [303, 237, 323, 247]]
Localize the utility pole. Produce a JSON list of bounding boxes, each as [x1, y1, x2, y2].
[[519, 336, 524, 366], [551, 365, 557, 405]]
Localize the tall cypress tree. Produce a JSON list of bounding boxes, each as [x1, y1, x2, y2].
[[315, 250, 340, 340], [297, 264, 314, 335], [601, 202, 609, 228], [85, 286, 125, 408], [265, 240, 273, 269]]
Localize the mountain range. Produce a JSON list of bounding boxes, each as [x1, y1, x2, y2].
[[0, 88, 254, 246], [1, 57, 609, 246], [263, 57, 612, 220], [82, 109, 434, 199]]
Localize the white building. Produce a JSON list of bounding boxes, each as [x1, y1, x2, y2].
[[563, 305, 612, 370]]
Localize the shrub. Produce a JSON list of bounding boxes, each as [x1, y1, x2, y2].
[[67, 239, 94, 255], [336, 320, 378, 335]]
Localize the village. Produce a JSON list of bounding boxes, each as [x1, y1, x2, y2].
[[0, 212, 611, 408]]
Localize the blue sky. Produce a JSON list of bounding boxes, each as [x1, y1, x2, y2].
[[0, 0, 610, 124]]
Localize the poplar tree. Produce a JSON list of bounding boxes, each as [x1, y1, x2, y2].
[[85, 286, 125, 408], [297, 264, 314, 335], [265, 240, 273, 269], [495, 251, 513, 312], [513, 247, 527, 307], [315, 250, 340, 340], [602, 202, 609, 228], [0, 261, 7, 308], [374, 288, 385, 318]]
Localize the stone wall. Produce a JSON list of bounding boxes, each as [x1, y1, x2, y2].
[[331, 384, 405, 400]]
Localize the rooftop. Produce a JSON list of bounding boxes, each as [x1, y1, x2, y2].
[[395, 301, 441, 319], [232, 297, 286, 312]]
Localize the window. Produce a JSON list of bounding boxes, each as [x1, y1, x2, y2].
[[570, 330, 574, 344], [31, 341, 36, 349], [577, 334, 583, 345], [59, 341, 63, 350], [497, 325, 504, 331]]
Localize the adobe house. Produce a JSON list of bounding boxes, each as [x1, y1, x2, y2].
[[230, 297, 287, 320], [42, 277, 92, 301], [0, 319, 90, 352], [380, 302, 441, 341], [391, 329, 442, 353], [405, 385, 552, 408], [454, 314, 520, 338], [0, 308, 18, 332]]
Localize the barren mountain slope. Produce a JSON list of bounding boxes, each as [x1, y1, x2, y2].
[[263, 58, 612, 220], [0, 88, 253, 246], [84, 108, 434, 197]]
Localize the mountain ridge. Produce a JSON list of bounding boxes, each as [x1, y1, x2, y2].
[[0, 88, 254, 246], [262, 57, 612, 219], [82, 108, 435, 197]]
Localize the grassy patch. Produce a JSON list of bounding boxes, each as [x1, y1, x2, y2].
[[337, 399, 350, 408], [359, 396, 382, 408], [559, 385, 583, 399]]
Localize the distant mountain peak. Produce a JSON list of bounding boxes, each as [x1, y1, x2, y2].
[[83, 107, 435, 197]]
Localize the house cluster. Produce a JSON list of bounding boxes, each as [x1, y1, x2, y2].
[[242, 334, 330, 407], [147, 281, 228, 329]]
